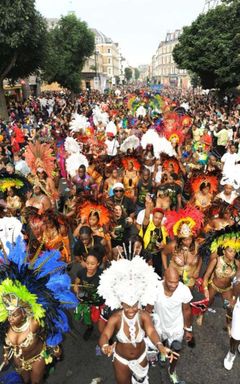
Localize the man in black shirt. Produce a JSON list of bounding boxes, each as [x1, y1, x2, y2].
[[109, 182, 135, 218]]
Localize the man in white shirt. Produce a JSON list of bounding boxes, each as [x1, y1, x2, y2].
[[105, 132, 119, 158], [221, 144, 240, 175], [153, 267, 193, 384]]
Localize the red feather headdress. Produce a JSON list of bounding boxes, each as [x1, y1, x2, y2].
[[165, 205, 204, 238], [164, 129, 185, 146]]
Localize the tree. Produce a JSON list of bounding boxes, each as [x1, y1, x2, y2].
[[173, 1, 240, 92], [134, 68, 140, 81], [43, 14, 95, 94], [124, 67, 133, 82], [0, 0, 47, 120]]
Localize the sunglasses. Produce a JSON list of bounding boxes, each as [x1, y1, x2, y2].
[[114, 189, 124, 193]]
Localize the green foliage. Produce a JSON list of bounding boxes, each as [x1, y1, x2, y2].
[[0, 0, 47, 82], [124, 67, 133, 82], [43, 14, 95, 93], [173, 1, 240, 91], [134, 68, 140, 81]]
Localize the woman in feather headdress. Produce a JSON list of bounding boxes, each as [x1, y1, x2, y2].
[[189, 173, 218, 212], [98, 256, 178, 384], [162, 206, 204, 289], [24, 141, 58, 207], [122, 158, 140, 200], [198, 225, 240, 328], [0, 238, 77, 383]]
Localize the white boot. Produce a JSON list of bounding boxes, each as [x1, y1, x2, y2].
[[224, 351, 236, 370]]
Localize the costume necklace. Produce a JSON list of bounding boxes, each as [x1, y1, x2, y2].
[[123, 311, 137, 347], [84, 238, 94, 254], [12, 317, 30, 333]]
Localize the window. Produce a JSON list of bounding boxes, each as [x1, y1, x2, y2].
[[108, 58, 111, 64], [108, 48, 111, 54], [108, 67, 112, 75]]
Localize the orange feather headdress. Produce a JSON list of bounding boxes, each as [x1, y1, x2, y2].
[[79, 202, 110, 227], [24, 141, 55, 178], [122, 157, 141, 171], [190, 174, 218, 194]]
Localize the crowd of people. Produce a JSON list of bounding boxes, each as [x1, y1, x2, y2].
[[0, 86, 240, 384]]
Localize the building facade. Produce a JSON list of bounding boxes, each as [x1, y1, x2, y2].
[[151, 30, 190, 89], [81, 29, 122, 90]]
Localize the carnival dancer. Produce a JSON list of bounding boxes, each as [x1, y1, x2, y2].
[[198, 225, 240, 328], [98, 256, 178, 384], [163, 206, 204, 288], [0, 237, 77, 384], [139, 194, 168, 277], [224, 270, 240, 370], [73, 249, 104, 341]]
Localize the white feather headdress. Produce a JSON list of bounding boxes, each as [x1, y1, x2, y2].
[[64, 137, 80, 154], [98, 256, 160, 309], [0, 217, 23, 254], [136, 105, 147, 118], [69, 113, 90, 133], [66, 153, 89, 177], [120, 135, 140, 153], [93, 106, 109, 127], [141, 129, 175, 157], [221, 164, 240, 190]]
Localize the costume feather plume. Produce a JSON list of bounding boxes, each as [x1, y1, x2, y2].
[[120, 135, 140, 153], [93, 106, 109, 127], [165, 205, 204, 238], [69, 113, 90, 133], [98, 256, 160, 310], [141, 130, 175, 157], [190, 173, 218, 194], [24, 141, 55, 177], [0, 173, 32, 195], [122, 157, 141, 171], [161, 154, 180, 174], [199, 224, 240, 261], [64, 137, 80, 154], [0, 238, 78, 346], [136, 105, 147, 118], [79, 201, 110, 226], [66, 153, 89, 177], [0, 217, 23, 254]]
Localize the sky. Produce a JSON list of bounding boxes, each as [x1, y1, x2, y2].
[[35, 0, 205, 67]]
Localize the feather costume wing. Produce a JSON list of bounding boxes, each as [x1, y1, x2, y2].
[[0, 238, 78, 347]]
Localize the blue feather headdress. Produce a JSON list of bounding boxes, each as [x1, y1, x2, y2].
[[0, 237, 78, 347]]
